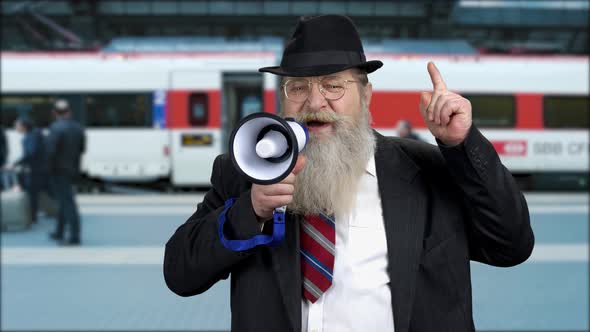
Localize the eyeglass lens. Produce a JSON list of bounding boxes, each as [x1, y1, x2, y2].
[[284, 77, 347, 102]]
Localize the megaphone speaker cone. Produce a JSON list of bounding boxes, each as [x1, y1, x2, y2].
[[229, 112, 306, 185]]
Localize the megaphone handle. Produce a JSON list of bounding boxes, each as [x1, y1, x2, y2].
[[218, 198, 287, 251], [268, 206, 287, 247], [274, 205, 287, 214]]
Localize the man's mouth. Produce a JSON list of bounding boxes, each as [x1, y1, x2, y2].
[[306, 120, 331, 128]]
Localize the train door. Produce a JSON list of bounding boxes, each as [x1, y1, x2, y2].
[[221, 73, 264, 152], [168, 70, 222, 187]]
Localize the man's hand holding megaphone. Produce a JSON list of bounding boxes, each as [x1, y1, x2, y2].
[[251, 155, 306, 221], [225, 113, 308, 249]]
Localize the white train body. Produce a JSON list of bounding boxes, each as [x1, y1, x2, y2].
[[1, 51, 587, 186]]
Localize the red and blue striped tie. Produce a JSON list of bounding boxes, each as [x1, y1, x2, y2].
[[300, 213, 336, 303]]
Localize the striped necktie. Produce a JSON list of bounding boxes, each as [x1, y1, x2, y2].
[[300, 213, 336, 303]]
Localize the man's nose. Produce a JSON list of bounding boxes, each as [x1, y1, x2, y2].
[[307, 83, 328, 110]]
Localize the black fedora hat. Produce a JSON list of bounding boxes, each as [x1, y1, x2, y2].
[[259, 15, 383, 77]]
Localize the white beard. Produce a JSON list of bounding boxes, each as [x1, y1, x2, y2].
[[287, 104, 375, 216]]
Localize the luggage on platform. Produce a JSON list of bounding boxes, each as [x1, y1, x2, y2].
[[1, 171, 32, 231]]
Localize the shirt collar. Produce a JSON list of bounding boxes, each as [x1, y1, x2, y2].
[[366, 155, 376, 177]]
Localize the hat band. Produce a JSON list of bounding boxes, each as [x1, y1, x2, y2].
[[281, 51, 366, 68]]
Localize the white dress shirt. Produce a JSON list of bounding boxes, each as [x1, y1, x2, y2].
[[301, 156, 395, 332]]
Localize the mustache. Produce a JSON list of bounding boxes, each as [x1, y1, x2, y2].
[[293, 110, 343, 124]]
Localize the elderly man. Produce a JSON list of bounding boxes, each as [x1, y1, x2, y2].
[[164, 15, 534, 332]]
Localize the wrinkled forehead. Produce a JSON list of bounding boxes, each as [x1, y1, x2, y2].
[[284, 68, 356, 81]]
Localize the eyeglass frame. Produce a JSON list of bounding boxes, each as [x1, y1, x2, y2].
[[281, 76, 359, 102]]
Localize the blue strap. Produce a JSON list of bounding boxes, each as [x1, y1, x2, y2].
[[218, 198, 286, 251]]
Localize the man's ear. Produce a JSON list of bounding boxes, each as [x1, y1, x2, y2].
[[364, 82, 373, 107]]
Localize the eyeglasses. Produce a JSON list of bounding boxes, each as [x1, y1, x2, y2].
[[281, 76, 359, 103]]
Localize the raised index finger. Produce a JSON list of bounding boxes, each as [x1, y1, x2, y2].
[[427, 61, 447, 91]]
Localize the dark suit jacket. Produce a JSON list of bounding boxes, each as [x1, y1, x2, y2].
[[0, 127, 7, 168], [47, 118, 86, 177], [164, 126, 534, 332], [16, 128, 49, 174]]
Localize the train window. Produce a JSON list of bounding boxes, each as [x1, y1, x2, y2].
[[543, 96, 589, 128], [85, 93, 152, 127], [464, 95, 515, 128], [189, 93, 208, 126], [0, 95, 56, 128]]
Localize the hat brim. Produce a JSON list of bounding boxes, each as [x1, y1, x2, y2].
[[258, 60, 383, 77]]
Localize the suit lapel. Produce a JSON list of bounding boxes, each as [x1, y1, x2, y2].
[[270, 212, 301, 332], [374, 132, 426, 332], [267, 132, 426, 332]]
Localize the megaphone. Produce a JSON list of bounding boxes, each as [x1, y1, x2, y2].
[[229, 112, 308, 185], [219, 112, 307, 252]]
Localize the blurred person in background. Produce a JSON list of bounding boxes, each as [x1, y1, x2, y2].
[[164, 15, 534, 332], [0, 126, 7, 190], [46, 99, 86, 246], [396, 119, 423, 141], [13, 116, 50, 223]]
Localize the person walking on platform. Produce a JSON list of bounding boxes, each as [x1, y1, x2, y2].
[[396, 119, 424, 141], [0, 126, 7, 191], [46, 99, 86, 245], [13, 116, 50, 223]]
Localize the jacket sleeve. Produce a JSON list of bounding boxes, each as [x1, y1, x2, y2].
[[80, 127, 86, 154], [46, 126, 60, 170], [163, 155, 264, 297], [0, 128, 7, 167], [438, 125, 535, 267], [15, 135, 35, 166]]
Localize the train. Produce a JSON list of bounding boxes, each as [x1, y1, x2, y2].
[[1, 50, 588, 190]]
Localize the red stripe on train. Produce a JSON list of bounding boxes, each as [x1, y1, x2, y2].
[[369, 92, 425, 128], [515, 94, 543, 129], [492, 140, 528, 156], [166, 91, 189, 127], [264, 90, 276, 114], [166, 90, 221, 128], [370, 91, 544, 129], [209, 91, 221, 127], [165, 90, 545, 130]]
